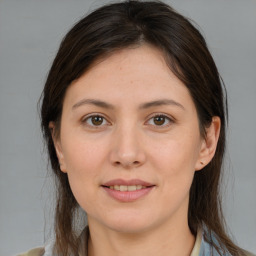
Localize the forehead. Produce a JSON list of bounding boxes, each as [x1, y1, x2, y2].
[[63, 44, 194, 111], [88, 44, 170, 80]]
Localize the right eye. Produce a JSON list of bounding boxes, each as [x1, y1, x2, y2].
[[82, 114, 109, 128]]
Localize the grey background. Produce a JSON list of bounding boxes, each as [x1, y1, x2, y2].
[[0, 0, 255, 255]]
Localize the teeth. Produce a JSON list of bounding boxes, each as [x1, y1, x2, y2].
[[128, 185, 136, 191], [120, 185, 127, 191], [108, 185, 146, 191]]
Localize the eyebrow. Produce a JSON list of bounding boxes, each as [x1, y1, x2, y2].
[[72, 98, 185, 111]]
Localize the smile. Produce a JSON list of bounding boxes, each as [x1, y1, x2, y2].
[[106, 185, 147, 191], [101, 179, 155, 202]]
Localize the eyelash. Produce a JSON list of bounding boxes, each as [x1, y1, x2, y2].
[[81, 113, 174, 130]]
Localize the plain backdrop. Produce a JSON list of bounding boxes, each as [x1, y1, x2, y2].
[[0, 0, 255, 255]]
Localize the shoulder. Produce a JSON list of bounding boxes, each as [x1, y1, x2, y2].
[[241, 249, 256, 256], [17, 247, 45, 256], [200, 225, 255, 256]]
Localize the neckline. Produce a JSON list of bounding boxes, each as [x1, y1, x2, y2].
[[77, 226, 203, 256]]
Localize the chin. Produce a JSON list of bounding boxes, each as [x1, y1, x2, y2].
[[101, 212, 159, 234], [108, 222, 152, 234]]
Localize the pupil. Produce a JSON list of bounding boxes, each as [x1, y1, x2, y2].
[[92, 116, 103, 125], [154, 116, 165, 125]]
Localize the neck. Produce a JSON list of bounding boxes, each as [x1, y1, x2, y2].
[[87, 217, 195, 256]]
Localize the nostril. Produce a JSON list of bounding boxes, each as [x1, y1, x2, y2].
[[113, 160, 141, 168]]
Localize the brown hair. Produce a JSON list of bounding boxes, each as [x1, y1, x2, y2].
[[40, 1, 244, 255]]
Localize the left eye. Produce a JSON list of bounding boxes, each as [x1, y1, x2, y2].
[[147, 114, 173, 127]]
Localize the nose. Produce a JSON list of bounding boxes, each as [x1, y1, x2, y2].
[[109, 124, 146, 169]]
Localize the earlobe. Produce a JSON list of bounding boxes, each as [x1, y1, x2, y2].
[[49, 121, 67, 173], [195, 116, 221, 171]]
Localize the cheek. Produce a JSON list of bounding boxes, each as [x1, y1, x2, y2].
[[61, 137, 107, 211], [152, 133, 201, 195], [61, 134, 109, 186], [63, 127, 104, 162], [151, 135, 201, 175], [154, 140, 198, 206]]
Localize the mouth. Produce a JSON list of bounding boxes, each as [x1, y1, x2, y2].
[[102, 184, 152, 191], [101, 179, 155, 202], [102, 178, 154, 187]]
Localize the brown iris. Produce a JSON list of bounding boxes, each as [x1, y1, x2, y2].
[[91, 116, 104, 126], [153, 115, 166, 126]]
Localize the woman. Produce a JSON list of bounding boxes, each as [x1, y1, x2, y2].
[[19, 1, 254, 256]]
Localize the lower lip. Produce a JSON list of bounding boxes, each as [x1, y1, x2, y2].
[[102, 186, 154, 202]]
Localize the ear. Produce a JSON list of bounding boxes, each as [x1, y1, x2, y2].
[[49, 121, 67, 173], [195, 116, 221, 171]]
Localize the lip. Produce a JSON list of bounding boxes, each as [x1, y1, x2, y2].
[[102, 179, 154, 187], [101, 179, 155, 202]]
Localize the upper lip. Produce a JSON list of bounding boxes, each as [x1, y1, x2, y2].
[[102, 179, 154, 187]]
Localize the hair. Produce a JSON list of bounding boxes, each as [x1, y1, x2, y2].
[[40, 1, 244, 255]]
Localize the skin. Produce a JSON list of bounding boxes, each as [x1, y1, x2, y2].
[[50, 44, 220, 256]]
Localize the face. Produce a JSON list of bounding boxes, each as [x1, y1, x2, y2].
[[52, 44, 218, 234]]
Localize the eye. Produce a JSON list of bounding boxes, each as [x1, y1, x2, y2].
[[82, 114, 109, 128], [146, 114, 174, 128]]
